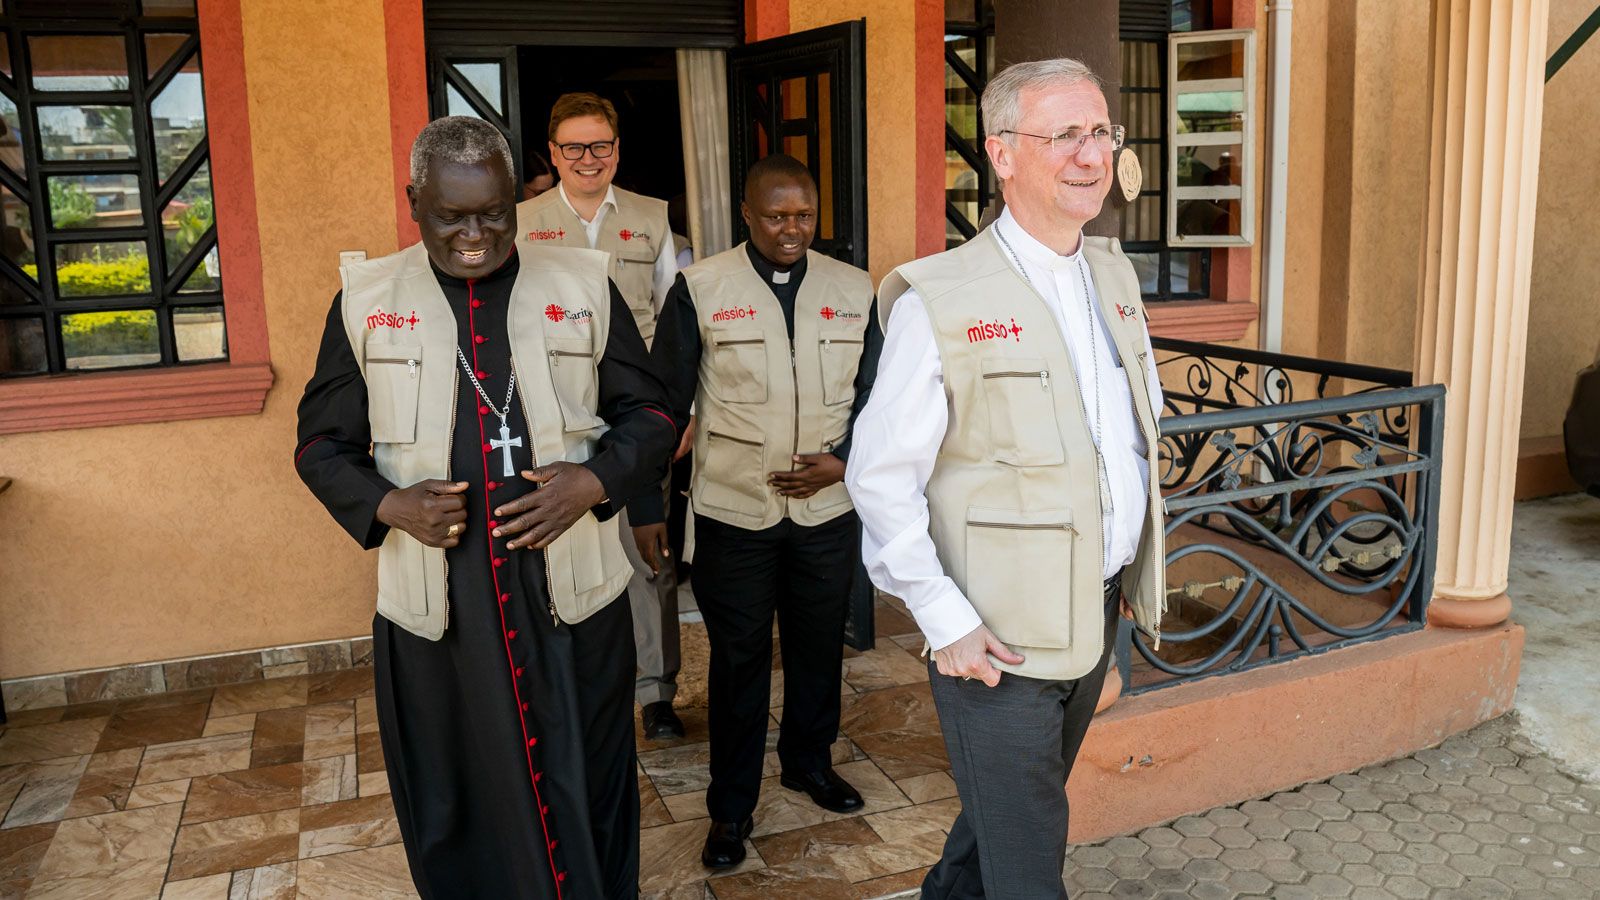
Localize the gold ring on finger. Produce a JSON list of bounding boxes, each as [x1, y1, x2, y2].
[[447, 523, 461, 537]]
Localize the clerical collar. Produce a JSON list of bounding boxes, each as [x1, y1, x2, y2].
[[995, 207, 1084, 271], [745, 241, 806, 286], [427, 247, 519, 288]]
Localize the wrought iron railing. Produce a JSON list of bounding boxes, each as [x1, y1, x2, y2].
[[1116, 338, 1447, 695]]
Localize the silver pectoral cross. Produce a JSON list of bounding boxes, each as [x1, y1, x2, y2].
[[489, 420, 523, 478]]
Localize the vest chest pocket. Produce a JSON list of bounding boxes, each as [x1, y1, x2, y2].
[[365, 342, 423, 444], [611, 244, 657, 314], [546, 337, 601, 433], [817, 333, 865, 406], [708, 329, 769, 403], [965, 507, 1076, 650], [980, 356, 1065, 466]]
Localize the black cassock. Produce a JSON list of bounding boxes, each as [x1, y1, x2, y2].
[[295, 253, 674, 900]]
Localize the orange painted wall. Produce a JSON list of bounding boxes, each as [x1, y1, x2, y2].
[[0, 0, 418, 679]]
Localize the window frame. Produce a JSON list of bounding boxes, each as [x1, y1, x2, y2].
[[0, 0, 273, 435], [943, 0, 994, 249], [1166, 27, 1257, 248], [0, 7, 225, 379]]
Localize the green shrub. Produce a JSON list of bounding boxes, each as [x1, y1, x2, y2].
[[60, 309, 157, 359]]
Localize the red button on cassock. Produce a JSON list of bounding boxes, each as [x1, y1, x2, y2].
[[481, 443, 492, 454], [488, 481, 500, 490], [471, 299, 482, 309], [515, 666, 524, 677], [493, 557, 505, 568], [476, 370, 487, 379], [500, 593, 511, 604], [475, 334, 487, 344], [478, 405, 489, 416], [507, 630, 518, 639], [488, 520, 499, 529], [527, 737, 538, 747]]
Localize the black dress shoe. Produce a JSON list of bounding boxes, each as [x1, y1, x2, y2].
[[779, 767, 864, 813], [641, 701, 685, 740], [701, 816, 754, 869]]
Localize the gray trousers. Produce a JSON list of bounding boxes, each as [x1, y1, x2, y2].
[[921, 586, 1120, 900], [621, 476, 680, 706]]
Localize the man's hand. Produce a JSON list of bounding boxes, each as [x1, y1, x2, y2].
[[492, 463, 606, 550], [768, 452, 845, 499], [377, 480, 469, 548], [632, 523, 671, 575], [932, 624, 1026, 688], [673, 415, 696, 462], [1119, 597, 1136, 621]]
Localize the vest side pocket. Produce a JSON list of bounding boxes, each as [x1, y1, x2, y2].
[[964, 507, 1076, 650], [698, 428, 768, 516], [979, 356, 1065, 466], [545, 336, 603, 433], [708, 330, 769, 404], [365, 342, 423, 444], [817, 333, 865, 406], [613, 245, 658, 339]]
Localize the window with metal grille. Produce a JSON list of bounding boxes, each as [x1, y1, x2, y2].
[[944, 0, 994, 249], [0, 0, 223, 378], [1120, 0, 1212, 300]]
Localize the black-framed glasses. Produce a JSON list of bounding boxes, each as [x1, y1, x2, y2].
[[1002, 125, 1126, 156], [554, 140, 616, 161]]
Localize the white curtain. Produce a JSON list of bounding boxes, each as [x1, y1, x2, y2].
[[676, 49, 733, 261]]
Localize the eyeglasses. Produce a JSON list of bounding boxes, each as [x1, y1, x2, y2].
[[554, 140, 616, 161], [1002, 125, 1126, 156]]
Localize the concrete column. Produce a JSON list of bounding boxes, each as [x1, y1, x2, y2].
[[1416, 0, 1550, 628]]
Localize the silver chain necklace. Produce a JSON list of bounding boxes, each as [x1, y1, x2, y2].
[[995, 226, 1114, 518], [456, 347, 523, 477]]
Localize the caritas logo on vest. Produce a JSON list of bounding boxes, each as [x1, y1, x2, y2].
[[968, 317, 1023, 343], [544, 304, 594, 324]]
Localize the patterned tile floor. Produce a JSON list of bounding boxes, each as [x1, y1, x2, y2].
[[3, 598, 1596, 899]]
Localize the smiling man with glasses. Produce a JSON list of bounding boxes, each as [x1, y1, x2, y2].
[[846, 58, 1166, 898], [517, 91, 689, 743]]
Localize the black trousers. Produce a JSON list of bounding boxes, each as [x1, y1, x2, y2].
[[921, 581, 1122, 900], [691, 511, 858, 822]]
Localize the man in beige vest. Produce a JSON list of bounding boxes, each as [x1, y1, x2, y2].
[[628, 154, 882, 868], [516, 91, 688, 739], [295, 116, 675, 898], [846, 59, 1166, 898]]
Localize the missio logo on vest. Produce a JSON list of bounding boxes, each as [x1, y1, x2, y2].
[[526, 228, 567, 241], [544, 304, 594, 324], [711, 305, 758, 323], [618, 229, 651, 243], [367, 307, 418, 331], [819, 307, 863, 321], [967, 317, 1022, 344]]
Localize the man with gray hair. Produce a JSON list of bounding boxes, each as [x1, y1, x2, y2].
[[846, 58, 1166, 897], [295, 115, 675, 898]]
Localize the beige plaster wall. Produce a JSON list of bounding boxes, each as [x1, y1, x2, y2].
[[0, 0, 398, 679], [1523, 0, 1600, 440]]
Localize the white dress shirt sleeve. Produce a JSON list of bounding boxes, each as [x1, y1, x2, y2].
[[650, 233, 678, 317], [844, 291, 985, 651]]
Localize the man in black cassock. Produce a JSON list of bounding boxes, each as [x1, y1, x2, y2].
[[294, 116, 675, 899]]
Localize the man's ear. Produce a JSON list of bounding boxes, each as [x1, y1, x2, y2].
[[985, 134, 1014, 182], [405, 184, 421, 223], [739, 200, 752, 229]]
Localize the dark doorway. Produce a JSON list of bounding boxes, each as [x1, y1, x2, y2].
[[516, 46, 686, 207]]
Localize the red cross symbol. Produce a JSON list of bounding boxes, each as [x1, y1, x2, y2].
[[545, 304, 566, 323], [1010, 319, 1023, 339], [406, 312, 418, 329], [557, 229, 566, 240], [747, 306, 757, 317], [619, 229, 633, 241], [820, 307, 836, 320]]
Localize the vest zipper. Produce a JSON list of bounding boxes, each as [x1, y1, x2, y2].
[[1132, 350, 1164, 649], [968, 520, 1076, 532], [518, 357, 560, 628], [368, 356, 420, 376], [547, 349, 587, 365], [824, 431, 848, 453], [716, 338, 764, 347], [788, 342, 799, 518], [981, 368, 1050, 391], [442, 365, 457, 632], [708, 429, 762, 447]]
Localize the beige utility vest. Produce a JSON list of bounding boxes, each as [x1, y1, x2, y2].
[[515, 186, 669, 345], [686, 245, 873, 531], [878, 230, 1167, 681], [339, 241, 632, 641]]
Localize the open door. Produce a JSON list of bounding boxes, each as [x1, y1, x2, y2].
[[427, 47, 525, 184], [728, 21, 867, 269]]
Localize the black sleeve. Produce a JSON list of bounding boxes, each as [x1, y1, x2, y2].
[[580, 280, 678, 522], [831, 299, 883, 463], [294, 292, 397, 550], [625, 273, 702, 526]]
